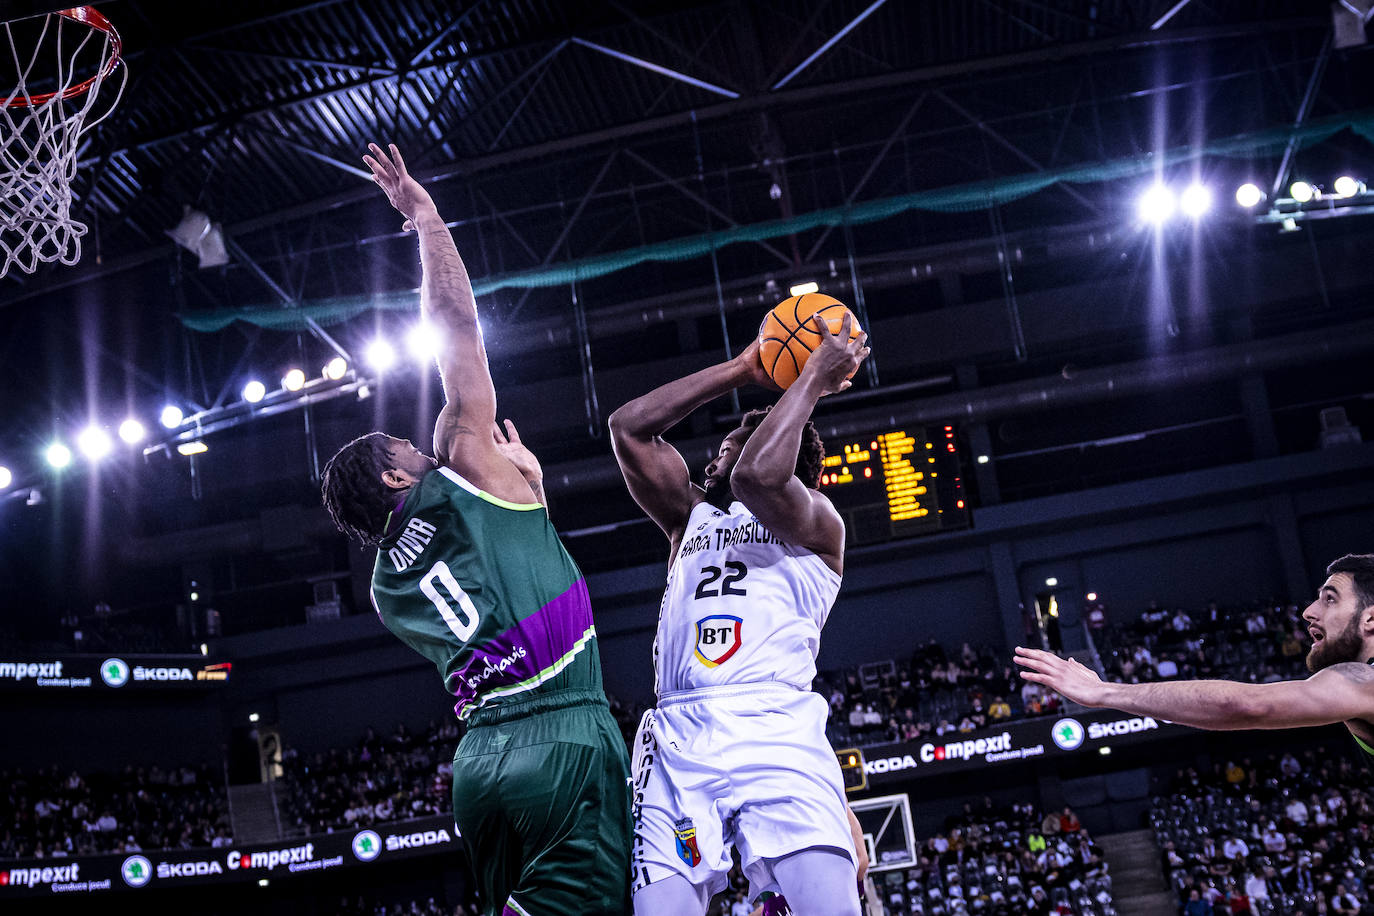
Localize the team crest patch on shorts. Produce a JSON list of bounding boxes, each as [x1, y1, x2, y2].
[[673, 817, 702, 867], [693, 615, 742, 667]]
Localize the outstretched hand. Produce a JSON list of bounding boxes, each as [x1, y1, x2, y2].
[[493, 419, 542, 485], [1014, 646, 1110, 708], [802, 310, 869, 396], [363, 142, 436, 231]]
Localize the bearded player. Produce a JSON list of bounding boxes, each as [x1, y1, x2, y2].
[[610, 313, 870, 916], [1016, 555, 1374, 759], [321, 144, 630, 916]]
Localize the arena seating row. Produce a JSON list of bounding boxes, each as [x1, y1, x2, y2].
[[817, 640, 1061, 750], [706, 801, 1114, 915], [1149, 747, 1374, 915], [1097, 599, 1311, 689], [0, 762, 230, 859]]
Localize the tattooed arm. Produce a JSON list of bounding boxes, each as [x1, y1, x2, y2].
[[1016, 648, 1374, 731], [364, 143, 535, 505]]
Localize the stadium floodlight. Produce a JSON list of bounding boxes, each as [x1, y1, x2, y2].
[[77, 426, 113, 460], [118, 419, 146, 445], [1179, 183, 1212, 218], [789, 281, 820, 297], [160, 405, 184, 429], [1137, 183, 1175, 224], [406, 323, 442, 362], [1333, 176, 1365, 199], [282, 368, 306, 391], [1045, 577, 1059, 587], [177, 441, 208, 456], [0, 466, 10, 489], [323, 356, 348, 380], [365, 339, 396, 372], [1290, 181, 1315, 203], [1235, 183, 1265, 208], [242, 380, 266, 403], [46, 442, 72, 468]]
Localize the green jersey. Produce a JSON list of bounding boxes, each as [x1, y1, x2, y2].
[[370, 466, 602, 720]]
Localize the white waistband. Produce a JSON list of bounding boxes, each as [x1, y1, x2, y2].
[[656, 681, 805, 706]]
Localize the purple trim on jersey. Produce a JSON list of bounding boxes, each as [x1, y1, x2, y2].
[[445, 578, 594, 717]]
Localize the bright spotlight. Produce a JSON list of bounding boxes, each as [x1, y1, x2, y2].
[[1137, 184, 1175, 224], [1045, 577, 1059, 588], [177, 441, 208, 456], [1234, 183, 1264, 208], [1333, 176, 1365, 199], [406, 323, 442, 362], [118, 419, 146, 444], [242, 380, 266, 403], [1289, 181, 1315, 203], [282, 368, 306, 391], [789, 281, 820, 297], [1179, 183, 1212, 218], [46, 442, 72, 468], [0, 466, 11, 489], [160, 405, 184, 429], [365, 339, 396, 372], [323, 356, 348, 380], [77, 426, 113, 460]]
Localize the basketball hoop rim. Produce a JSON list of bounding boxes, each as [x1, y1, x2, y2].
[[4, 5, 123, 109]]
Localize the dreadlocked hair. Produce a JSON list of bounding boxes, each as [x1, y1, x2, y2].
[[738, 406, 826, 488], [321, 432, 401, 547]]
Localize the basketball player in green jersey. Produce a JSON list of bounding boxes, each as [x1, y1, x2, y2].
[[1016, 554, 1374, 763], [321, 144, 631, 916]]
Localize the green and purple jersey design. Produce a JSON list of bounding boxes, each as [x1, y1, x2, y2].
[[370, 466, 603, 720]]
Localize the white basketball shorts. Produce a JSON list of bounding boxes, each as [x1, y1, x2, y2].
[[629, 682, 855, 898]]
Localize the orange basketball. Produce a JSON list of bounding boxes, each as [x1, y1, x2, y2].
[[757, 293, 863, 390]]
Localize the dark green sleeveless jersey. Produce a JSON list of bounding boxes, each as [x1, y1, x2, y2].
[[370, 466, 602, 720]]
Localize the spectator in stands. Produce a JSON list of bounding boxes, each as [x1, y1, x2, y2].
[[1221, 834, 1249, 864], [1058, 807, 1081, 834], [989, 695, 1011, 721]]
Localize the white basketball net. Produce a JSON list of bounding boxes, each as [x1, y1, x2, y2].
[[1, 9, 126, 278]]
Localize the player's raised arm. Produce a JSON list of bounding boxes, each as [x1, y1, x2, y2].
[[1014, 647, 1374, 731], [608, 341, 772, 546], [364, 143, 530, 503], [731, 313, 868, 574]]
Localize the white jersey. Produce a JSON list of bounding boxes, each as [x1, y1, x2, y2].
[[654, 499, 841, 696]]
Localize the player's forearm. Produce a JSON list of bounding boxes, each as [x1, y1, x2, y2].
[[733, 375, 823, 488], [609, 357, 751, 440], [412, 205, 479, 335], [1098, 679, 1266, 730]]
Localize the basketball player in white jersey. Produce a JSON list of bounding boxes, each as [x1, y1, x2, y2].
[[609, 313, 870, 916]]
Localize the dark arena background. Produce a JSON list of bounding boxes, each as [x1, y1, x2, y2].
[[2, 1, 1373, 914]]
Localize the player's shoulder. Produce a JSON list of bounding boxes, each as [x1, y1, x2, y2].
[[1314, 662, 1374, 685]]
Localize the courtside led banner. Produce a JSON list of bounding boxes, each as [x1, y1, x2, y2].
[[858, 708, 1194, 784], [0, 814, 458, 898], [0, 656, 231, 691]]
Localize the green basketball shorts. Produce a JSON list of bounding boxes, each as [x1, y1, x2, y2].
[[453, 687, 633, 916]]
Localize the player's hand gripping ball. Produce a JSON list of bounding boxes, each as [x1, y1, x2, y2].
[[757, 293, 864, 390]]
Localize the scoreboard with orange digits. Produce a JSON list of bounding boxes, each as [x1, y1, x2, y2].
[[817, 425, 970, 544]]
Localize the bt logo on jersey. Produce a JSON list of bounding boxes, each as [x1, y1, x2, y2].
[[693, 615, 742, 667]]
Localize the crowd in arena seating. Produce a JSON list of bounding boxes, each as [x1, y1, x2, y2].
[[817, 639, 1061, 750], [277, 694, 646, 835], [1097, 598, 1311, 690], [704, 800, 1113, 915], [1151, 746, 1374, 916], [323, 893, 471, 916], [278, 720, 459, 835], [0, 762, 230, 859], [874, 800, 1113, 916]]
